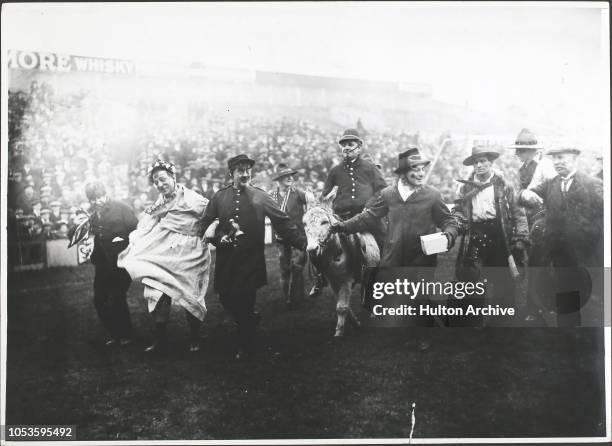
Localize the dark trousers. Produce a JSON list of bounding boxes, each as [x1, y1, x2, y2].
[[93, 264, 132, 339], [278, 243, 307, 303], [549, 240, 590, 327], [219, 290, 257, 352], [522, 215, 547, 316], [455, 220, 515, 326]]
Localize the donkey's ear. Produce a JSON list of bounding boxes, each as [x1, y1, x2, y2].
[[320, 187, 337, 210]]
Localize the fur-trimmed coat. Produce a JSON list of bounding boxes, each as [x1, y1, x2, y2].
[[453, 172, 529, 269]]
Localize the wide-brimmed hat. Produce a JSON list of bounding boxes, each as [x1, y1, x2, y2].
[[394, 147, 431, 174], [508, 128, 544, 150], [546, 147, 581, 156], [463, 145, 501, 166], [227, 154, 256, 170], [272, 164, 297, 182], [338, 129, 364, 146]]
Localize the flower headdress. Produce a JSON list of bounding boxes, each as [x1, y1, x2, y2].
[[147, 159, 176, 183]]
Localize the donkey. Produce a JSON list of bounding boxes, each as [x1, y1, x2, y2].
[[303, 206, 380, 336]]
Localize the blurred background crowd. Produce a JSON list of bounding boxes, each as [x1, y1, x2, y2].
[[7, 81, 603, 242]]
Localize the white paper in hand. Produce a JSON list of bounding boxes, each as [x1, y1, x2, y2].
[[420, 232, 448, 255]]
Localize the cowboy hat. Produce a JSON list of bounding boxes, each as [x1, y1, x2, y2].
[[394, 147, 431, 174], [463, 145, 500, 166], [508, 128, 544, 150], [338, 129, 364, 146], [227, 154, 256, 170], [272, 164, 297, 182]]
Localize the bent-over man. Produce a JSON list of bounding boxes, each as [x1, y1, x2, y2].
[[87, 181, 138, 346]]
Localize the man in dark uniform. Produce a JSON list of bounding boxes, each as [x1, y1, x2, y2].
[[86, 181, 138, 346], [270, 164, 315, 307], [311, 129, 387, 297], [320, 128, 387, 220], [520, 147, 603, 326], [200, 154, 306, 359]]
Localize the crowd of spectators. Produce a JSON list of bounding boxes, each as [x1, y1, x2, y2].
[[7, 81, 126, 243], [7, 81, 604, 247]]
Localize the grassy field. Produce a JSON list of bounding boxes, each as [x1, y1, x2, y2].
[[5, 246, 608, 441]]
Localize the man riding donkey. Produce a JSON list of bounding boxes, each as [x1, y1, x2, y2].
[[310, 128, 387, 298]]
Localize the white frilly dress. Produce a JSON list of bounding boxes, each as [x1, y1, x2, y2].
[[117, 185, 211, 321]]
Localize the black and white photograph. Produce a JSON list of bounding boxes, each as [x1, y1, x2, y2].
[[1, 2, 610, 444]]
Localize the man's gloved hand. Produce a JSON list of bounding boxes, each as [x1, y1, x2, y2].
[[330, 221, 347, 234]]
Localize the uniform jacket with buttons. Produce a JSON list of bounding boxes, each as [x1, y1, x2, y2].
[[90, 199, 138, 268], [200, 184, 306, 295], [321, 156, 387, 215], [343, 182, 459, 267]]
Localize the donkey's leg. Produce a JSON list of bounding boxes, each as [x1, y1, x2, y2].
[[335, 282, 352, 337], [347, 307, 362, 328]]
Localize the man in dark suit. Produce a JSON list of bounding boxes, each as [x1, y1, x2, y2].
[[86, 181, 138, 345], [200, 154, 306, 359], [521, 147, 604, 326]]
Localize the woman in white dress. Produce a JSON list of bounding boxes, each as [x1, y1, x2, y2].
[[118, 160, 211, 353]]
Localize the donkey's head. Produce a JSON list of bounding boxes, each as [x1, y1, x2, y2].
[[303, 206, 340, 255]]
